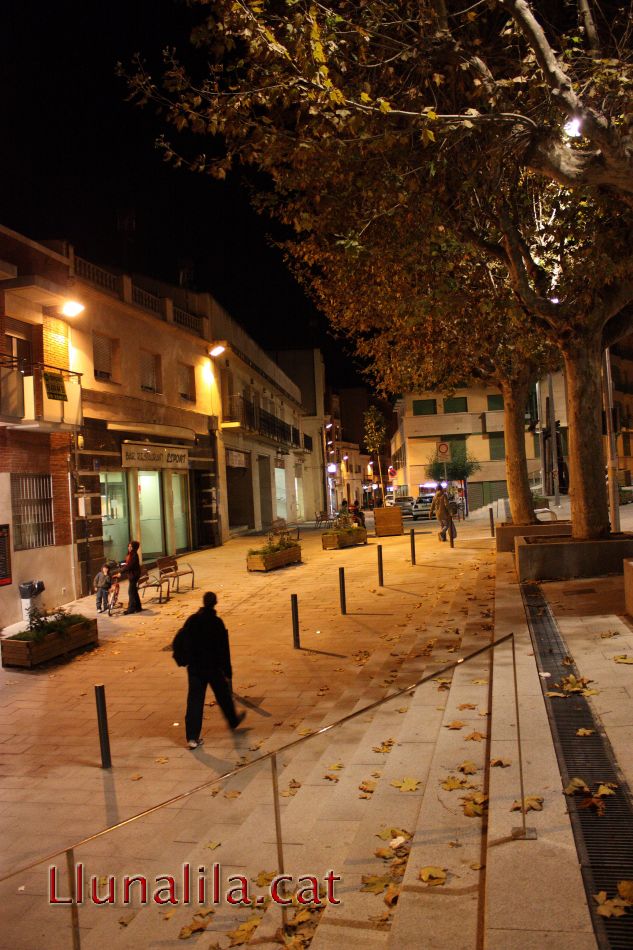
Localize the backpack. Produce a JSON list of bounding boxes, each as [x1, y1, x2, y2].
[[172, 624, 191, 667]]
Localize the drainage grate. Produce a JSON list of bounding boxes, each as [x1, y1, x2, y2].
[[521, 582, 633, 950]]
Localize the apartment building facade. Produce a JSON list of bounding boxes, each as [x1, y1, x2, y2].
[[0, 224, 313, 625], [391, 382, 560, 510]]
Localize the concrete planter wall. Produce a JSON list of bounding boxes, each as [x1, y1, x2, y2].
[[1, 619, 99, 668], [496, 521, 572, 553], [321, 527, 368, 550], [246, 545, 302, 572], [515, 534, 633, 582]]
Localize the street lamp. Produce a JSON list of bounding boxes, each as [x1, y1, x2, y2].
[[209, 343, 226, 357], [60, 300, 84, 317]]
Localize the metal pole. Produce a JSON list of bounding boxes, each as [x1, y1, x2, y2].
[[535, 380, 546, 495], [410, 528, 416, 566], [65, 848, 81, 950], [270, 754, 288, 932], [338, 567, 347, 615], [448, 514, 454, 549], [291, 594, 300, 649], [489, 507, 495, 538], [547, 374, 560, 507], [603, 348, 621, 533], [377, 545, 384, 586], [94, 685, 112, 769], [510, 635, 533, 840]]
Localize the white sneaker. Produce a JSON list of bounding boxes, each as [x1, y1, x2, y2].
[[187, 739, 204, 750]]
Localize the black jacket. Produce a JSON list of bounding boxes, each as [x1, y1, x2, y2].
[[179, 608, 232, 678]]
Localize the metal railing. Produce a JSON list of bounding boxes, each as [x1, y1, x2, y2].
[[75, 257, 120, 295], [0, 632, 529, 948], [173, 306, 203, 335], [0, 356, 82, 426], [223, 394, 302, 447], [132, 285, 162, 315]]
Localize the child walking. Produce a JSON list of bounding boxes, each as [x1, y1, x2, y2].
[[93, 563, 112, 613]]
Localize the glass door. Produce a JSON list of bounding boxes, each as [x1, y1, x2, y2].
[[138, 470, 165, 560], [172, 472, 190, 553], [100, 472, 130, 563]]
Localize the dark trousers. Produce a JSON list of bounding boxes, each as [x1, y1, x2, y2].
[[185, 668, 239, 740], [96, 588, 109, 611], [127, 577, 142, 612]]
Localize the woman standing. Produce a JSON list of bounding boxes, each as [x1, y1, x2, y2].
[[122, 540, 142, 614]]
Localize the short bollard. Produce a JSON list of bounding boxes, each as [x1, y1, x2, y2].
[[95, 684, 112, 769], [339, 566, 347, 615], [449, 516, 455, 549], [377, 545, 384, 586], [489, 507, 495, 538], [410, 528, 416, 566], [291, 594, 301, 649]]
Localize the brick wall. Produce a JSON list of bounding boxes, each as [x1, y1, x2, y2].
[[0, 429, 72, 548], [42, 315, 69, 369]]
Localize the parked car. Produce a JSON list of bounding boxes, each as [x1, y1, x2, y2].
[[393, 495, 415, 516], [412, 493, 436, 519]]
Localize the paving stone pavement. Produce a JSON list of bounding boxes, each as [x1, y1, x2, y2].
[[1, 509, 628, 949]]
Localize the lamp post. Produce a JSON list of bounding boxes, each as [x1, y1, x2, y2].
[[603, 349, 621, 532]]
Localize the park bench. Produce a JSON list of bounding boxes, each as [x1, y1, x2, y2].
[[269, 518, 300, 542], [156, 555, 195, 593], [138, 570, 170, 604]]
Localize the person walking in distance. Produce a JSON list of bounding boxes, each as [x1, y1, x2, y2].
[[122, 540, 142, 614], [172, 592, 246, 749], [430, 485, 455, 543]]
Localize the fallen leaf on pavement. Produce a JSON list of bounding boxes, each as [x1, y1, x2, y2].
[[224, 790, 241, 799], [419, 866, 447, 886], [600, 630, 619, 638], [384, 884, 400, 907], [162, 908, 177, 920], [458, 761, 478, 775], [576, 728, 595, 736], [206, 841, 221, 850], [471, 679, 488, 685], [593, 891, 630, 918], [373, 738, 396, 754], [458, 703, 477, 710], [155, 756, 169, 765], [618, 880, 633, 902], [614, 655, 633, 664], [391, 777, 421, 792], [445, 721, 465, 730], [359, 779, 377, 796], [464, 731, 486, 742], [596, 782, 618, 797], [564, 777, 590, 795], [511, 796, 544, 812], [252, 871, 276, 887], [130, 774, 142, 782], [376, 826, 411, 841], [360, 874, 392, 895], [324, 774, 339, 782], [226, 916, 262, 945], [490, 758, 511, 768], [328, 762, 344, 770], [441, 775, 468, 791]]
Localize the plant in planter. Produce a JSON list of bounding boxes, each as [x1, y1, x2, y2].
[[321, 514, 368, 549], [246, 535, 302, 572], [1, 607, 98, 668]]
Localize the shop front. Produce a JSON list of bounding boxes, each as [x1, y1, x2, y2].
[[121, 442, 191, 561]]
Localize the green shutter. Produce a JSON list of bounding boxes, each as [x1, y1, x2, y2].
[[412, 398, 437, 415], [487, 394, 504, 411], [443, 396, 468, 413], [489, 432, 505, 461]]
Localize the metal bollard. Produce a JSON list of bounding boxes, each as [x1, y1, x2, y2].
[[94, 684, 112, 769], [410, 528, 416, 566], [377, 544, 384, 586], [449, 516, 455, 549], [339, 566, 347, 615], [489, 507, 495, 538], [291, 593, 301, 649]]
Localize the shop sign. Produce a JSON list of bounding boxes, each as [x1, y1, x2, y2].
[[122, 442, 189, 469], [43, 371, 68, 401], [0, 525, 11, 587]]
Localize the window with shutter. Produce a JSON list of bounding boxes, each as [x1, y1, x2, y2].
[[93, 333, 113, 381], [140, 351, 161, 392], [179, 364, 195, 402]]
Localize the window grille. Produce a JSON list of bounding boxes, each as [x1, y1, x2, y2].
[[140, 350, 160, 392], [93, 333, 113, 381], [178, 364, 196, 402], [11, 474, 55, 550]]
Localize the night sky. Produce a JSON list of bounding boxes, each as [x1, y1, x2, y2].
[[1, 0, 360, 384]]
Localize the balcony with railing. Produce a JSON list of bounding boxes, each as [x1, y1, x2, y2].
[[223, 394, 302, 448], [0, 357, 82, 429]]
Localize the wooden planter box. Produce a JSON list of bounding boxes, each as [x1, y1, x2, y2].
[[321, 527, 368, 550], [1, 619, 99, 669], [247, 545, 302, 572], [374, 507, 404, 537]]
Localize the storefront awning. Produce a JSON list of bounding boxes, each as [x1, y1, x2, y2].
[[106, 421, 198, 441]]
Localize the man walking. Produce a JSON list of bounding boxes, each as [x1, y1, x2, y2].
[[172, 592, 245, 749], [430, 485, 455, 543]]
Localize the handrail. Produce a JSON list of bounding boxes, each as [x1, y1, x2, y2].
[[0, 355, 83, 380], [0, 633, 516, 886]]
